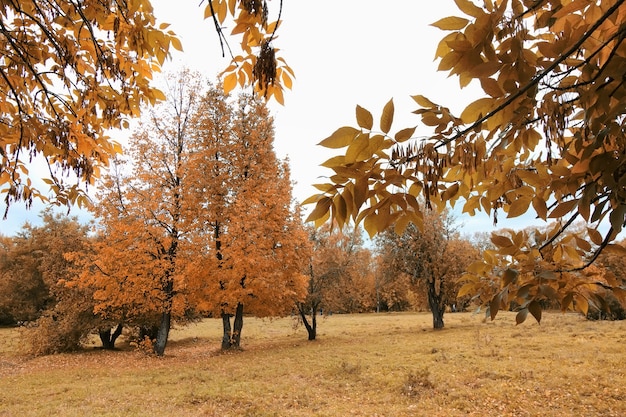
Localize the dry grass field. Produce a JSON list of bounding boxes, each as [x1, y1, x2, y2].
[[1, 311, 625, 416]]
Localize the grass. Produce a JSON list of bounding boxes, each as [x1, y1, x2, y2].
[[1, 311, 625, 416]]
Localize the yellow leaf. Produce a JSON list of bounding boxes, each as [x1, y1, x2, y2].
[[480, 77, 504, 98], [380, 99, 394, 134], [306, 197, 332, 223], [411, 95, 436, 108], [394, 213, 411, 235], [587, 228, 603, 246], [320, 155, 346, 168], [394, 126, 416, 142], [460, 97, 494, 124], [431, 16, 469, 31], [458, 282, 476, 298], [356, 105, 373, 130], [502, 268, 518, 286], [507, 196, 531, 218], [318, 127, 359, 149], [532, 196, 547, 220], [469, 61, 501, 78], [152, 88, 166, 102], [454, 0, 484, 18], [491, 234, 513, 248], [345, 133, 371, 163], [548, 199, 578, 219], [441, 182, 459, 202], [223, 72, 237, 94], [170, 36, 183, 52]]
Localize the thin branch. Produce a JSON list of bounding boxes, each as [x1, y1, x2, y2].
[[433, 0, 626, 151]]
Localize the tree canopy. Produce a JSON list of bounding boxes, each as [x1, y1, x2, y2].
[[305, 0, 626, 321], [0, 0, 291, 215]]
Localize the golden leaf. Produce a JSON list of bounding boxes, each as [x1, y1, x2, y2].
[[507, 196, 531, 218], [170, 36, 183, 52], [491, 234, 513, 248], [356, 105, 373, 130], [480, 77, 504, 98], [318, 127, 359, 149], [460, 97, 494, 124], [380, 99, 394, 134], [306, 197, 332, 223], [411, 95, 437, 108], [548, 199, 578, 219], [532, 196, 547, 220], [458, 282, 476, 298], [223, 72, 238, 94], [431, 16, 470, 31], [394, 126, 416, 142], [454, 0, 484, 18], [587, 227, 603, 246]]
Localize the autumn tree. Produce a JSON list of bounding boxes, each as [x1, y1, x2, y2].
[[375, 209, 476, 329], [305, 0, 626, 322], [76, 70, 306, 354], [0, 210, 98, 354], [72, 70, 212, 356], [0, 231, 49, 325], [297, 223, 375, 340], [185, 92, 309, 350], [1, 0, 291, 214]]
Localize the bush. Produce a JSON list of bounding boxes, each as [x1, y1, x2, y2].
[[23, 291, 97, 356]]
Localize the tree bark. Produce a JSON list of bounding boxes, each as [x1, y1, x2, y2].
[[98, 323, 123, 349], [297, 302, 318, 340], [154, 311, 171, 356], [221, 303, 244, 350], [428, 279, 445, 329], [221, 312, 232, 350]]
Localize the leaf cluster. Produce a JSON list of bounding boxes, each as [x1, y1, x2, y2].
[[305, 0, 626, 319]]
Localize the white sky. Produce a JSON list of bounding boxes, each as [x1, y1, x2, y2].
[[0, 0, 543, 236]]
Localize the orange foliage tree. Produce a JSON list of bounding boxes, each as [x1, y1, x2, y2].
[[74, 70, 209, 355], [1, 0, 292, 214], [0, 210, 97, 354], [297, 223, 375, 340], [76, 70, 307, 354], [185, 92, 309, 350]]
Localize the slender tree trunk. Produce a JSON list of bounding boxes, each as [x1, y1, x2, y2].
[[297, 303, 317, 341], [154, 311, 171, 356], [99, 323, 123, 350], [428, 279, 445, 329], [221, 303, 245, 350], [232, 303, 244, 348], [221, 312, 232, 350]]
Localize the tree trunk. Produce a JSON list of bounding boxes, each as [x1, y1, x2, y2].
[[221, 312, 232, 350], [221, 303, 244, 350], [428, 279, 445, 329], [98, 323, 123, 349], [154, 311, 171, 356], [232, 303, 244, 348], [297, 302, 317, 340]]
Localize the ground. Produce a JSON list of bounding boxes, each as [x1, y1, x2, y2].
[[1, 311, 624, 416]]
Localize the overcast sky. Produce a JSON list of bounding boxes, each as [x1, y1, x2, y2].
[[0, 1, 542, 236]]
